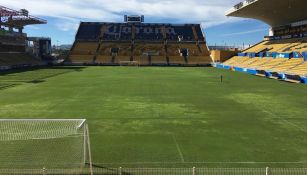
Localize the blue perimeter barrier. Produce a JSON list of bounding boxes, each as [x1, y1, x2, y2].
[[301, 77, 307, 84], [247, 69, 257, 75], [215, 64, 306, 85]]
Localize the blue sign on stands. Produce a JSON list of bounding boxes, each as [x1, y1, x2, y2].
[[238, 53, 245, 57], [303, 52, 307, 61], [292, 34, 299, 38], [272, 52, 277, 58], [246, 52, 255, 58], [292, 52, 302, 58], [251, 52, 256, 58], [257, 52, 264, 57], [265, 52, 272, 57], [275, 53, 290, 58], [304, 33, 307, 37], [281, 35, 292, 39]]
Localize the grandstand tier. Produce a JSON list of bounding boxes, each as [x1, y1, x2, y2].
[[0, 53, 42, 69], [0, 34, 44, 69], [68, 22, 213, 66], [76, 22, 205, 42], [243, 38, 307, 53], [217, 48, 307, 83], [0, 6, 48, 69], [217, 36, 306, 83]]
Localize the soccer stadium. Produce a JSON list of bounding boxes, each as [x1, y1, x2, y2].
[[0, 0, 306, 174]]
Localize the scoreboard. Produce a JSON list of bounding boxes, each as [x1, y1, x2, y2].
[[124, 15, 144, 23]]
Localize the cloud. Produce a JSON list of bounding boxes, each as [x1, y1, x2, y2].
[[0, 0, 243, 31], [55, 19, 80, 32], [26, 25, 40, 30], [222, 28, 268, 36]]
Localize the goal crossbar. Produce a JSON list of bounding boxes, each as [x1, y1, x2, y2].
[[0, 119, 86, 122], [0, 119, 87, 129]]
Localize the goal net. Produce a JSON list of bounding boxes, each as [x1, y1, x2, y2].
[[0, 119, 92, 171]]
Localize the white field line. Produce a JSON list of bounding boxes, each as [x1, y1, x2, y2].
[[97, 161, 307, 165], [172, 134, 185, 163], [262, 109, 307, 133]]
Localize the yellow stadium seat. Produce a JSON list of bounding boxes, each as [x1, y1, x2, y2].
[[270, 58, 304, 73], [69, 55, 94, 63], [169, 56, 185, 65], [151, 56, 167, 65], [95, 56, 112, 64], [286, 61, 307, 76], [256, 58, 288, 71]]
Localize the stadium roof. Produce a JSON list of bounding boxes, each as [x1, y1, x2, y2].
[[0, 5, 47, 28], [226, 0, 307, 27]]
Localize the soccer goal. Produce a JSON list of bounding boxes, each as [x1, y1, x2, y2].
[[119, 61, 139, 66], [0, 119, 93, 173]]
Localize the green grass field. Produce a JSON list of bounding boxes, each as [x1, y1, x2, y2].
[[0, 66, 307, 168]]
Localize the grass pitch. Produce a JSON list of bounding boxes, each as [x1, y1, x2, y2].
[[0, 66, 306, 168]]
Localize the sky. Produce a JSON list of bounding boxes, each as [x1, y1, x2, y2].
[[0, 0, 270, 46]]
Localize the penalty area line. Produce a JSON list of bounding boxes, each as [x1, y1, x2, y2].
[[172, 134, 185, 163], [262, 109, 307, 133]]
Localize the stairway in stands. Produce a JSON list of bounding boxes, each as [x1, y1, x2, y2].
[[197, 43, 202, 54], [148, 56, 152, 65], [165, 42, 170, 65], [192, 26, 199, 41], [184, 56, 188, 64], [131, 41, 135, 62], [93, 41, 102, 63], [94, 26, 106, 64]]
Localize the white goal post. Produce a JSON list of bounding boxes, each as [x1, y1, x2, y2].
[[0, 119, 93, 174], [119, 61, 139, 66]]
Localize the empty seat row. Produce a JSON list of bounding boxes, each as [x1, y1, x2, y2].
[[244, 38, 306, 53], [68, 42, 213, 65], [0, 53, 42, 67], [223, 56, 306, 76]]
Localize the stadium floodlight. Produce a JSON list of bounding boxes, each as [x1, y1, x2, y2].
[[0, 119, 93, 174]]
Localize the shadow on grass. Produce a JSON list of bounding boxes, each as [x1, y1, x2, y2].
[[0, 84, 18, 90], [0, 66, 87, 89], [0, 66, 86, 76], [29, 80, 45, 84]]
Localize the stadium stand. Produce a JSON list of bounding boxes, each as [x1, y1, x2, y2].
[[216, 0, 307, 84], [0, 53, 41, 68], [167, 43, 183, 65], [68, 20, 213, 66], [269, 58, 304, 73], [68, 42, 98, 64], [287, 61, 307, 76], [244, 57, 272, 69], [134, 42, 167, 65], [220, 38, 307, 82], [243, 38, 306, 53], [0, 6, 47, 70]]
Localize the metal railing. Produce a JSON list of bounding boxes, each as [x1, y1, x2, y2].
[[0, 167, 306, 175]]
